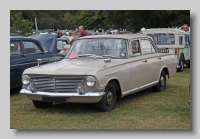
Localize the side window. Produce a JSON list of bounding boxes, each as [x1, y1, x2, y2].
[[179, 36, 183, 45], [10, 41, 22, 55], [147, 33, 175, 45], [130, 40, 141, 55], [23, 41, 42, 54], [57, 40, 67, 51], [141, 39, 156, 54], [184, 34, 190, 46]]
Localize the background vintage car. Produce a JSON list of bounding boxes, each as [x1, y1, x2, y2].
[[20, 34, 179, 112], [10, 34, 65, 89], [143, 28, 190, 72]]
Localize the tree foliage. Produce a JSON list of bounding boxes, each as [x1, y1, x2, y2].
[[10, 12, 34, 36], [10, 10, 190, 33]]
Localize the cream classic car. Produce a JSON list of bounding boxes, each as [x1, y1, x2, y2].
[[20, 34, 179, 112]]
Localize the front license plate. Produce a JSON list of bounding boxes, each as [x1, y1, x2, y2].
[[42, 97, 66, 103]]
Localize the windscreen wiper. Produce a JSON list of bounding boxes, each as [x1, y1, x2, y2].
[[102, 55, 119, 59]]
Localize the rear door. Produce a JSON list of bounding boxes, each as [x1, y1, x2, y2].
[[140, 39, 163, 83]]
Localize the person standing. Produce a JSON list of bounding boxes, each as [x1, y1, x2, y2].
[[103, 29, 107, 35], [78, 26, 87, 37], [116, 29, 121, 34], [60, 31, 70, 44], [70, 32, 78, 45], [181, 24, 190, 33], [92, 29, 98, 35]]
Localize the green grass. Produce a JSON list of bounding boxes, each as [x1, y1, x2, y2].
[[10, 68, 190, 130]]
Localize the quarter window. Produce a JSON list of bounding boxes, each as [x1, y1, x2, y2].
[[141, 39, 156, 54], [23, 41, 42, 54], [10, 42, 22, 55], [130, 40, 141, 55]]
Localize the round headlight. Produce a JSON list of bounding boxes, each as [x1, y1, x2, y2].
[[22, 75, 30, 85], [86, 76, 96, 87]]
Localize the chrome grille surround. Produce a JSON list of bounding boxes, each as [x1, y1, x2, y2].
[[31, 75, 85, 93]]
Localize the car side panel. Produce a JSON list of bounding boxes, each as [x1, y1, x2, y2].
[[130, 57, 150, 88]]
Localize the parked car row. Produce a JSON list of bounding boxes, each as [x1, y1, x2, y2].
[[19, 34, 179, 112], [10, 34, 68, 89]]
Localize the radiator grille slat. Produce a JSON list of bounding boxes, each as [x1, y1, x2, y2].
[[31, 76, 84, 93]]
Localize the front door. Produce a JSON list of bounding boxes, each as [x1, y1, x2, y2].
[[10, 41, 29, 88]]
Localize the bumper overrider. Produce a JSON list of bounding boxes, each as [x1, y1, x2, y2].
[[20, 89, 105, 103]]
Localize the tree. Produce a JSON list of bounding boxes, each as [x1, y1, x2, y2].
[[11, 12, 34, 36]]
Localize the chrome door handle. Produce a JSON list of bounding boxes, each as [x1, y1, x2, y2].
[[142, 60, 147, 63]]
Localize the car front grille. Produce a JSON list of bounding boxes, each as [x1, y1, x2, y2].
[[31, 75, 84, 92]]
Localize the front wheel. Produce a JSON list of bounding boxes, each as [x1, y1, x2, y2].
[[32, 100, 53, 108], [153, 70, 166, 92], [96, 82, 116, 112]]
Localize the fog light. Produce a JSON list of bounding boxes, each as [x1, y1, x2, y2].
[[76, 84, 84, 94], [29, 82, 36, 92]]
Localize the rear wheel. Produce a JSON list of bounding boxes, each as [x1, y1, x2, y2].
[[32, 100, 53, 108], [186, 60, 190, 68], [177, 56, 184, 72], [153, 70, 166, 92], [96, 82, 116, 112]]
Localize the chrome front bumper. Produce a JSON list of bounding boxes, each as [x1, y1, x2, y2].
[[20, 89, 105, 103]]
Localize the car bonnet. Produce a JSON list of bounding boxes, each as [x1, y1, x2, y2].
[[30, 34, 57, 52]]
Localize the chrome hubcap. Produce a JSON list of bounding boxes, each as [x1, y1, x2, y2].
[[160, 76, 164, 86], [106, 92, 113, 105]]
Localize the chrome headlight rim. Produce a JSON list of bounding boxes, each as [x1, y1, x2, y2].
[[86, 76, 96, 87], [22, 75, 30, 85]]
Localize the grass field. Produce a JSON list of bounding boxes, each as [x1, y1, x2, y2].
[[10, 68, 190, 130]]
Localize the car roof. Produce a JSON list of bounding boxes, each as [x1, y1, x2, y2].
[[77, 34, 152, 40], [10, 35, 48, 52], [144, 28, 189, 35], [10, 36, 37, 40]]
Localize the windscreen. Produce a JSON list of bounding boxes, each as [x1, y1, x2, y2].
[[65, 38, 128, 59]]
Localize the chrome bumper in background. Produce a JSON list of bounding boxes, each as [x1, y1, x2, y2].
[[176, 65, 180, 69], [20, 89, 105, 103]]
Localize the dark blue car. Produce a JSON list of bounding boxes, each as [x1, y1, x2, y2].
[[10, 34, 66, 89]]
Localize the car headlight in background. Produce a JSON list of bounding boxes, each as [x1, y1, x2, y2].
[[22, 75, 30, 85], [86, 76, 96, 87]]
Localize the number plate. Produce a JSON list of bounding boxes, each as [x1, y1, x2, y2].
[[158, 48, 169, 53], [42, 97, 66, 103]]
